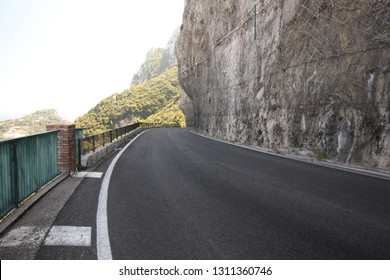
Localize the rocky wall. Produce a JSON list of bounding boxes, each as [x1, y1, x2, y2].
[[176, 0, 390, 169]]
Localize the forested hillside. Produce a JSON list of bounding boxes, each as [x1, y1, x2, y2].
[[75, 66, 185, 136], [74, 28, 185, 136], [0, 109, 68, 140]]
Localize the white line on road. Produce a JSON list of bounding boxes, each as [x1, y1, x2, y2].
[[0, 226, 49, 247], [96, 130, 149, 260], [73, 172, 104, 178], [44, 226, 91, 246]]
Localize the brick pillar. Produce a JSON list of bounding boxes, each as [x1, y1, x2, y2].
[[46, 124, 77, 174]]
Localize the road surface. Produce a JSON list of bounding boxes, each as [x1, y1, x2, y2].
[[36, 128, 390, 259]]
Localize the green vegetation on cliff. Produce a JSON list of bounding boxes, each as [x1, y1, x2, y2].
[[75, 66, 185, 136], [0, 109, 69, 140], [145, 98, 185, 126]]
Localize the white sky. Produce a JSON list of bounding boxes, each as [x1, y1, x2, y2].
[[0, 0, 184, 121]]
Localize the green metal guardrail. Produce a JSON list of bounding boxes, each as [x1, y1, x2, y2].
[[0, 122, 181, 218], [0, 131, 59, 219]]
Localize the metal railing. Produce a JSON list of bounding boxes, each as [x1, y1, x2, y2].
[[81, 123, 140, 155], [0, 131, 59, 219], [80, 122, 180, 156], [0, 122, 181, 218]]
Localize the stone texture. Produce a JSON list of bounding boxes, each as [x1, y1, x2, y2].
[[176, 0, 390, 169], [178, 90, 195, 127]]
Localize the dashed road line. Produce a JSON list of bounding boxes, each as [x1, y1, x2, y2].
[[74, 172, 104, 178], [0, 225, 93, 248], [0, 226, 49, 247], [44, 226, 91, 246]]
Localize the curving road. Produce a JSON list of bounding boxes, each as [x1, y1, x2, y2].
[[36, 128, 390, 259]]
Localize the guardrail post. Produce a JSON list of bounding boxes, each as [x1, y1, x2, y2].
[[77, 138, 82, 166], [75, 128, 83, 166]]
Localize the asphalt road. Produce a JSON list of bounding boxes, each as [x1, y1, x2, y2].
[[37, 128, 390, 259]]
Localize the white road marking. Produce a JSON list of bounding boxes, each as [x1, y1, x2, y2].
[[96, 130, 149, 260], [44, 226, 91, 246], [0, 226, 49, 247], [74, 172, 103, 178]]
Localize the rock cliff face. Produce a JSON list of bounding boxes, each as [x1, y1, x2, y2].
[[176, 0, 390, 169]]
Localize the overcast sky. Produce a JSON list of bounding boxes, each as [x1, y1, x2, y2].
[[0, 0, 185, 121]]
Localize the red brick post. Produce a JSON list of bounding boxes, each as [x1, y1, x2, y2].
[[46, 124, 77, 174]]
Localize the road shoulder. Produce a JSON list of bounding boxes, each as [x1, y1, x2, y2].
[[191, 131, 390, 181]]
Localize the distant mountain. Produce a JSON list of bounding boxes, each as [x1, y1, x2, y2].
[[130, 27, 179, 87], [75, 28, 185, 136], [0, 109, 69, 140], [75, 66, 185, 136]]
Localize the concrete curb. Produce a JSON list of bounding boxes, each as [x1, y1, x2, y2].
[[0, 172, 69, 235], [191, 131, 390, 181]]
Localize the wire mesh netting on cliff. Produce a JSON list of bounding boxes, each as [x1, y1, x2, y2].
[[179, 0, 389, 112]]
